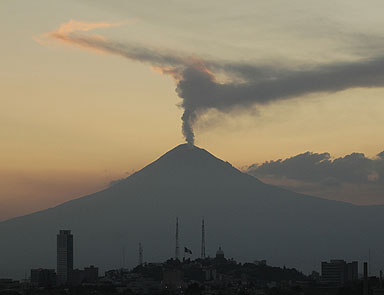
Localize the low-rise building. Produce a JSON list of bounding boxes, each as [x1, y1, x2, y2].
[[30, 269, 56, 288], [321, 259, 358, 286]]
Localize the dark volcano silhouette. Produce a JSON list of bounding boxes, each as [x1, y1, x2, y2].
[[1, 144, 383, 278]]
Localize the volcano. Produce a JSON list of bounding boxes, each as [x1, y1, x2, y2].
[[1, 144, 383, 278]]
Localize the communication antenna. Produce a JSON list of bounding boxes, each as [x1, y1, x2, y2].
[[201, 218, 206, 259], [175, 217, 180, 260], [139, 243, 143, 266], [122, 246, 126, 268]]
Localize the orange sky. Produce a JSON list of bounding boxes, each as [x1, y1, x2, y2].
[[1, 0, 384, 220]]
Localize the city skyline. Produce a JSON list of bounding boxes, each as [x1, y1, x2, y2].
[[24, 228, 376, 295], [34, 228, 375, 278]]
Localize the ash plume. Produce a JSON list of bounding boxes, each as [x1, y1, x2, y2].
[[38, 20, 384, 145]]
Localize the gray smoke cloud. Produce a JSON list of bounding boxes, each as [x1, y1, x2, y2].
[[246, 151, 384, 204], [45, 22, 384, 145], [247, 151, 384, 184]]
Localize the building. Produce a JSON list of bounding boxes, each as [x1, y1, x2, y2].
[[163, 270, 183, 289], [0, 279, 21, 290], [72, 269, 85, 286], [321, 259, 358, 286], [30, 269, 56, 288], [347, 261, 358, 282], [216, 247, 224, 259], [57, 230, 73, 285], [84, 265, 99, 283], [71, 266, 99, 286], [254, 260, 267, 266], [203, 268, 217, 281], [215, 247, 226, 264]]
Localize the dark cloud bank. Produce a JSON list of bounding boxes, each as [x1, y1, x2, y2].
[[52, 29, 384, 144], [247, 151, 384, 204]]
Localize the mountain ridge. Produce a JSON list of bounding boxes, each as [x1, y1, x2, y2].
[[1, 144, 353, 226], [1, 144, 383, 278]]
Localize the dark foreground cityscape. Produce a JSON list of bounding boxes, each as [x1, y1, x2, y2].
[[1, 225, 384, 295]]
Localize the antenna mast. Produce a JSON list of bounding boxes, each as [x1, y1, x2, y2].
[[201, 218, 206, 259], [139, 243, 143, 266], [175, 217, 180, 260], [122, 246, 126, 268]]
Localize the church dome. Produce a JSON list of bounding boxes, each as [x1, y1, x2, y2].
[[216, 247, 224, 258]]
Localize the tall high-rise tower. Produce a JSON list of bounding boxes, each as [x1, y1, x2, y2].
[[57, 230, 73, 285], [175, 217, 180, 260], [201, 218, 206, 259]]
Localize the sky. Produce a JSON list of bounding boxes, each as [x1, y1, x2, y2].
[[1, 0, 384, 220]]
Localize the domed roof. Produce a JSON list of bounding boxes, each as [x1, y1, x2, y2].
[[216, 247, 224, 256]]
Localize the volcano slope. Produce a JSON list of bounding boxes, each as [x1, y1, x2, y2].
[[1, 144, 383, 278]]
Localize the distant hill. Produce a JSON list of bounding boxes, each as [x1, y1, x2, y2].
[[1, 144, 383, 278]]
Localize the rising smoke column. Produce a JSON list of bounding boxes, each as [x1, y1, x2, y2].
[[38, 20, 384, 145], [177, 64, 217, 145]]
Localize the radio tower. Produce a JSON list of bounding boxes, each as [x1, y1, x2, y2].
[[122, 246, 126, 268], [201, 218, 206, 259], [139, 243, 143, 266], [175, 217, 180, 260]]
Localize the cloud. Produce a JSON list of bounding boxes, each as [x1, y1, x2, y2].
[[248, 151, 384, 184], [247, 150, 384, 204], [55, 19, 120, 35], [34, 20, 121, 49], [38, 20, 384, 145]]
